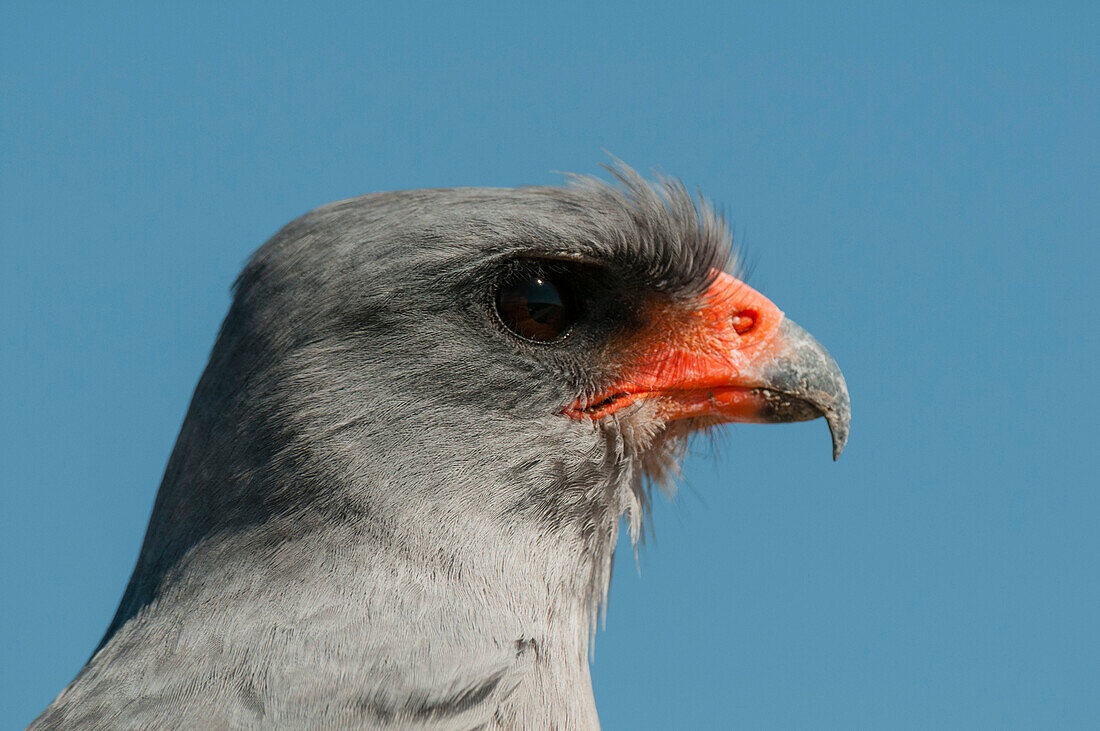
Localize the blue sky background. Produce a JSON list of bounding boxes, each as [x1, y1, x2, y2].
[[3, 2, 1097, 728]]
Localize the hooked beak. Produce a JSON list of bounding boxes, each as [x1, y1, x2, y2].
[[743, 318, 851, 460], [565, 271, 851, 460]]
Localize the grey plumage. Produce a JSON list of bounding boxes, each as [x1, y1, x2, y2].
[[34, 166, 741, 729]]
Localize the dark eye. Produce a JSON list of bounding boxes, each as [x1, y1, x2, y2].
[[496, 269, 574, 342]]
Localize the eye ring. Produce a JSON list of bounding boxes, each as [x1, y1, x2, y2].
[[495, 267, 575, 343]]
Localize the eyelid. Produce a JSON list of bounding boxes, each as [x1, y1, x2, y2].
[[474, 251, 603, 281], [520, 251, 603, 266]]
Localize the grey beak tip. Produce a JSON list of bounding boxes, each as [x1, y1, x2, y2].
[[829, 419, 848, 461], [826, 391, 851, 461], [773, 318, 851, 463], [827, 389, 851, 462]]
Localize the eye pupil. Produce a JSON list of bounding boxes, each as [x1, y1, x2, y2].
[[497, 272, 573, 342]]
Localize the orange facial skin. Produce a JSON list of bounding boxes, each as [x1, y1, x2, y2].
[[565, 270, 791, 423]]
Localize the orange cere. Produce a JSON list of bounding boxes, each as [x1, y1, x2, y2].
[[565, 270, 789, 422]]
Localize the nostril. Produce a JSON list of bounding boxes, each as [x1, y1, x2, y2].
[[731, 309, 756, 335]]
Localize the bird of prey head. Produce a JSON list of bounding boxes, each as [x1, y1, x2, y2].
[[34, 163, 849, 729]]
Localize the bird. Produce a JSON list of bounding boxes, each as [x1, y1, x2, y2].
[[32, 163, 849, 729]]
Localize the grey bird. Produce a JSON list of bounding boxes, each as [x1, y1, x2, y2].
[[32, 164, 850, 729]]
